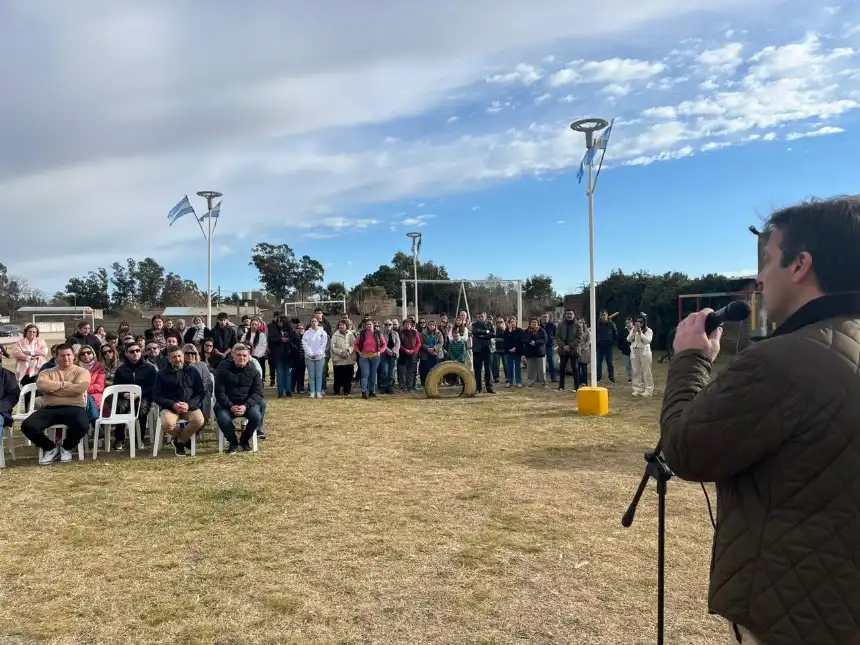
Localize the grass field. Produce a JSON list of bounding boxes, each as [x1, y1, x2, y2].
[[0, 357, 724, 645]]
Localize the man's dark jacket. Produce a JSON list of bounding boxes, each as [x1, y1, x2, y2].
[[471, 320, 494, 353], [114, 359, 157, 401], [214, 360, 263, 409], [660, 293, 860, 645], [0, 367, 20, 427], [153, 365, 205, 412], [212, 324, 238, 353], [594, 319, 617, 345]]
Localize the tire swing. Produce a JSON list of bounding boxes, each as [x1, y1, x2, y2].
[[425, 361, 478, 398]]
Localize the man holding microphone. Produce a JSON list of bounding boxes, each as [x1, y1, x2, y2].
[[660, 197, 860, 645]]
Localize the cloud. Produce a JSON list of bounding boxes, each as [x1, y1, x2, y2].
[[697, 42, 744, 73], [785, 125, 845, 140], [557, 219, 567, 224], [485, 63, 543, 85], [446, 116, 459, 123], [0, 0, 839, 287], [549, 58, 666, 87]]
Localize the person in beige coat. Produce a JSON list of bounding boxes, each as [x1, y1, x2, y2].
[[330, 320, 357, 396]]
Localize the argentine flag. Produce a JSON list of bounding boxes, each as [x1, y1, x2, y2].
[[167, 195, 196, 226], [577, 119, 614, 184], [199, 200, 221, 220]]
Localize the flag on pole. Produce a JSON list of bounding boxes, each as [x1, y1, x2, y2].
[[199, 200, 221, 220], [167, 195, 196, 225], [593, 119, 614, 186], [576, 119, 614, 184]]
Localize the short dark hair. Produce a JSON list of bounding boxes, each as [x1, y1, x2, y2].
[[764, 196, 860, 293], [314, 307, 323, 313], [105, 331, 118, 341], [76, 320, 89, 330], [169, 345, 184, 355], [55, 343, 74, 354], [150, 314, 163, 324], [217, 312, 229, 320]]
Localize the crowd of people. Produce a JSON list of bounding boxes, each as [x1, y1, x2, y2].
[[0, 305, 655, 465]]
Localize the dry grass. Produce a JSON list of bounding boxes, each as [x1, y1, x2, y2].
[[0, 358, 725, 645]]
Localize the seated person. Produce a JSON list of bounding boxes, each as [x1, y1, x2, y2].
[[152, 346, 205, 457], [244, 353, 269, 440], [145, 341, 169, 371], [1, 365, 20, 439], [20, 344, 91, 465], [214, 343, 263, 454], [109, 341, 157, 449]]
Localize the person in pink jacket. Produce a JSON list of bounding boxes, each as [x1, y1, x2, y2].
[[353, 320, 387, 399], [13, 324, 48, 389], [76, 345, 106, 415]]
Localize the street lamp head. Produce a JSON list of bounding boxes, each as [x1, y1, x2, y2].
[[748, 225, 761, 236], [196, 191, 223, 199], [406, 232, 422, 240], [570, 117, 609, 149]]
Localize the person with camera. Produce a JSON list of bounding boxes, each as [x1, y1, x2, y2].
[[660, 197, 860, 645], [627, 313, 654, 397]]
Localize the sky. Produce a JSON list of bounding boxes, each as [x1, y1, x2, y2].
[[2, 0, 860, 298]]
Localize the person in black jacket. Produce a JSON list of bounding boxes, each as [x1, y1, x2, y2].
[[66, 320, 102, 352], [523, 317, 548, 387], [556, 309, 583, 391], [540, 313, 558, 382], [214, 343, 264, 454], [1, 365, 21, 441], [152, 346, 205, 457], [289, 320, 305, 394], [267, 315, 293, 398], [212, 312, 238, 358], [595, 310, 618, 383], [183, 315, 212, 347], [109, 340, 157, 448], [470, 312, 496, 394], [266, 311, 282, 387], [502, 317, 524, 387], [618, 317, 633, 380]]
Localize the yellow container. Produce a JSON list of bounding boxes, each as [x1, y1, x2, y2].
[[577, 386, 610, 416]]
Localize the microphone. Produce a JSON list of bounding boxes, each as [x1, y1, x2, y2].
[[704, 300, 752, 336]]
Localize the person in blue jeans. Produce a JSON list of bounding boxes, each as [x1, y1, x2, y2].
[[594, 310, 618, 383], [491, 317, 506, 383], [540, 313, 558, 382], [354, 319, 387, 398], [378, 319, 400, 394], [502, 316, 523, 387], [214, 344, 264, 454], [302, 318, 328, 398], [419, 321, 443, 386], [267, 315, 294, 398]]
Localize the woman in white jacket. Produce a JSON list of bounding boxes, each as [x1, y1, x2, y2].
[[627, 312, 654, 397], [241, 318, 269, 383], [302, 318, 329, 398]]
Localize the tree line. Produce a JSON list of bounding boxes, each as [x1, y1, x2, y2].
[[581, 269, 757, 350]]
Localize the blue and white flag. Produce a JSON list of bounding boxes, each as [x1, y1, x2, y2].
[[167, 195, 196, 226], [577, 119, 614, 184], [199, 200, 221, 220]]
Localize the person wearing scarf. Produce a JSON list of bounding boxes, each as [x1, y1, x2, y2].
[[77, 344, 106, 419], [183, 316, 212, 347], [241, 318, 269, 384]]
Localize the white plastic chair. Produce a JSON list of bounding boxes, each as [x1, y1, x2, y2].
[[4, 382, 39, 461], [151, 407, 197, 457], [92, 384, 144, 459], [218, 416, 259, 453]]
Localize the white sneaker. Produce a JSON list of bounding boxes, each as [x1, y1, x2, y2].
[[39, 446, 60, 465], [642, 392, 653, 398], [60, 447, 73, 463], [309, 392, 315, 399], [316, 392, 324, 399], [632, 391, 641, 397]]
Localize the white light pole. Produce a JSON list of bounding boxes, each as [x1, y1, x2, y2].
[[407, 232, 422, 322], [570, 118, 609, 388], [197, 190, 222, 329]]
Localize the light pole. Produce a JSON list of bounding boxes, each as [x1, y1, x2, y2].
[[406, 232, 422, 322], [570, 118, 609, 389], [197, 190, 222, 328]]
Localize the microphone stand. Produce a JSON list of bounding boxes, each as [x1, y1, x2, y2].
[[622, 439, 673, 645]]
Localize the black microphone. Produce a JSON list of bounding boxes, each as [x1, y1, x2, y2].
[[704, 300, 752, 336]]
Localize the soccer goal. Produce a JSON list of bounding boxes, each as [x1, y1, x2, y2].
[[281, 298, 347, 318], [399, 279, 523, 327]]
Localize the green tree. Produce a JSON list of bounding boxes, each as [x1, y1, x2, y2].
[[323, 281, 347, 303], [64, 268, 109, 309], [294, 255, 325, 302], [161, 273, 204, 307], [110, 258, 138, 310], [250, 243, 298, 303], [135, 257, 165, 308]]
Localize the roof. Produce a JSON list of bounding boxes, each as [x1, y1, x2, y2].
[[17, 306, 94, 314]]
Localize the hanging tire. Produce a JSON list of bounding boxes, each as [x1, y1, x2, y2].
[[425, 361, 478, 398]]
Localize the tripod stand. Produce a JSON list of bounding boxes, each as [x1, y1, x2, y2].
[[622, 440, 673, 645]]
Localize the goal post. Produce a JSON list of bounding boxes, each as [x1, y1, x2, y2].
[[281, 298, 347, 317], [399, 279, 523, 328]]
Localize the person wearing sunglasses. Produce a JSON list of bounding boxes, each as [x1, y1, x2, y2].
[[110, 342, 157, 449], [76, 344, 106, 421]]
